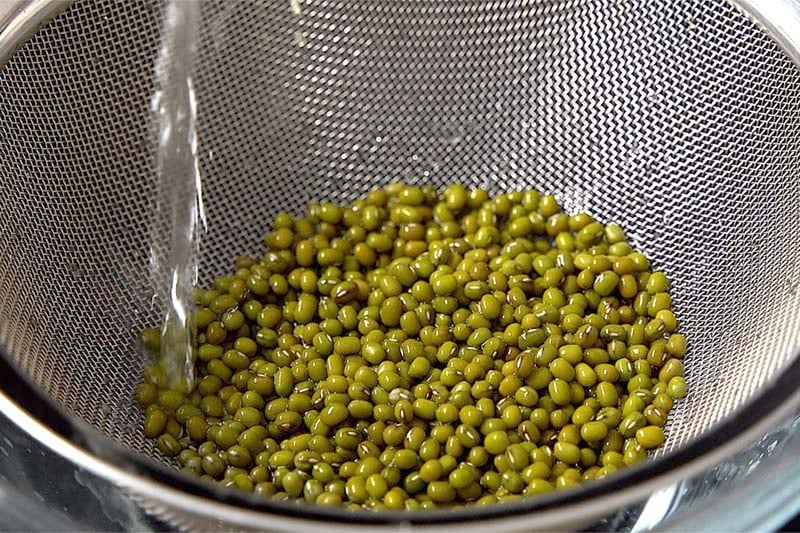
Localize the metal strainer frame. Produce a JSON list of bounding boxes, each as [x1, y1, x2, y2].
[[1, 0, 800, 530]]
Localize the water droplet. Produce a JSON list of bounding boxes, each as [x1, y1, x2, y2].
[[785, 277, 800, 296], [646, 89, 664, 105], [67, 264, 84, 281], [290, 0, 302, 16]]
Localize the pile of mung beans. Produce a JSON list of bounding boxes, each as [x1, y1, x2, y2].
[[137, 183, 687, 510]]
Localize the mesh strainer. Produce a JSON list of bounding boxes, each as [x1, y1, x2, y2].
[[1, 0, 800, 530]]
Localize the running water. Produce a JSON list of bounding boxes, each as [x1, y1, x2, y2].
[[149, 0, 205, 393]]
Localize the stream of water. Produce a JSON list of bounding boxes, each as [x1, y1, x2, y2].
[[150, 0, 205, 393]]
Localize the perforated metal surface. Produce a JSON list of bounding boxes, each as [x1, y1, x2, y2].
[[0, 0, 799, 491]]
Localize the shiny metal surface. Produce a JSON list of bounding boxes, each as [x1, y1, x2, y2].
[[655, 411, 800, 532], [732, 0, 800, 67], [0, 406, 156, 531], [0, 0, 800, 529], [0, 1, 67, 66]]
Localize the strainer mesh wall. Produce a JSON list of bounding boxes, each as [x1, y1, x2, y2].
[[0, 0, 799, 462]]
